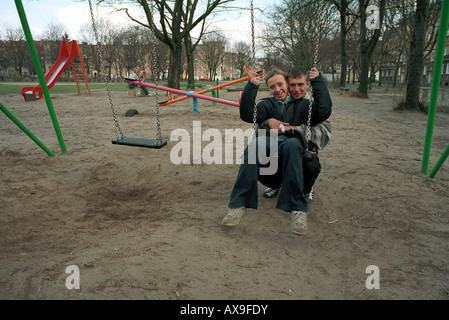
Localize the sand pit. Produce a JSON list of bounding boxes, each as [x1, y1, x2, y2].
[[0, 85, 448, 300]]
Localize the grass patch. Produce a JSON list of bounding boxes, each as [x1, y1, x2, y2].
[[0, 82, 130, 95], [0, 80, 256, 96]]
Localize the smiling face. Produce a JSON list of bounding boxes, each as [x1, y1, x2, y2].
[[266, 74, 288, 102], [288, 76, 310, 100]]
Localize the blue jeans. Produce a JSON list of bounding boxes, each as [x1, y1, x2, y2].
[[228, 133, 308, 212], [139, 85, 149, 96]]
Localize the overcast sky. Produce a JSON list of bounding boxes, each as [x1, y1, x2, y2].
[[0, 0, 275, 45]]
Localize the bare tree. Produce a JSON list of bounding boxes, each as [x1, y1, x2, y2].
[[41, 23, 69, 66], [117, 0, 235, 89], [233, 42, 252, 77], [260, 0, 335, 71], [183, 1, 209, 86], [404, 0, 430, 110], [202, 31, 227, 81], [328, 0, 358, 88], [2, 27, 28, 79], [320, 37, 341, 82], [121, 26, 143, 72], [357, 0, 387, 97], [79, 19, 120, 80]]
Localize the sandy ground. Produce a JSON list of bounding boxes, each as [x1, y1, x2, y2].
[[0, 83, 448, 301]]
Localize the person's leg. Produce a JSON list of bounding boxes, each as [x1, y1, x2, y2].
[[275, 137, 308, 212], [224, 131, 282, 226], [303, 153, 321, 194], [223, 140, 259, 226], [228, 130, 279, 209], [140, 85, 150, 96], [228, 143, 259, 210]]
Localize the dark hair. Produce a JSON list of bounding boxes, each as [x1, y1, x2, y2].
[[286, 67, 309, 82], [264, 68, 286, 85]]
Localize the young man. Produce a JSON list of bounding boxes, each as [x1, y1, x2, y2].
[[221, 67, 332, 235], [263, 67, 332, 200]]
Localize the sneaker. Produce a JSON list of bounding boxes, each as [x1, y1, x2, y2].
[[305, 187, 314, 203], [222, 207, 246, 226], [290, 210, 307, 235], [263, 187, 280, 198]]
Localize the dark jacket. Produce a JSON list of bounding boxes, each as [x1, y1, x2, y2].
[[239, 74, 332, 127]]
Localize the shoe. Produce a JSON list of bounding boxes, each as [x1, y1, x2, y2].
[[305, 187, 314, 203], [290, 211, 307, 235], [222, 207, 246, 226], [263, 187, 280, 198]]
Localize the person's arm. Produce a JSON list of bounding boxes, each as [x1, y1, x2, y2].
[[295, 120, 331, 149], [239, 73, 267, 124], [309, 69, 332, 126], [261, 118, 290, 135]]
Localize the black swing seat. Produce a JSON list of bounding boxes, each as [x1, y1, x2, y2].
[[112, 136, 167, 149]]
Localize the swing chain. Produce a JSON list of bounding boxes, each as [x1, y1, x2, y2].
[[88, 0, 123, 139], [149, 3, 162, 142], [306, 2, 323, 142], [250, 0, 258, 131]]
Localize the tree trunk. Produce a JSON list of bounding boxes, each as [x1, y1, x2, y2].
[[184, 33, 201, 85], [405, 0, 429, 110], [358, 0, 369, 96], [339, 1, 348, 88], [168, 44, 182, 89], [185, 46, 195, 85], [358, 0, 386, 97], [378, 66, 382, 86], [392, 62, 400, 87], [128, 0, 230, 89]]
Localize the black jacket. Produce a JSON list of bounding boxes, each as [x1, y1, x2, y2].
[[239, 74, 332, 127]]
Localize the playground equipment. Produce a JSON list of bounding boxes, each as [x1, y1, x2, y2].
[[158, 66, 263, 107], [422, 0, 449, 178], [21, 40, 91, 101], [88, 0, 167, 149], [1, 102, 54, 156], [123, 70, 255, 108], [13, 0, 66, 153], [88, 0, 262, 149]]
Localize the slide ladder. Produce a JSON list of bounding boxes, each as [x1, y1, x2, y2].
[[70, 41, 91, 96]]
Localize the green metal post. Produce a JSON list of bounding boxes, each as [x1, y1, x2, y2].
[[216, 79, 219, 98], [421, 0, 449, 173], [1, 103, 54, 156], [429, 144, 449, 178], [14, 0, 66, 153], [212, 90, 217, 106]]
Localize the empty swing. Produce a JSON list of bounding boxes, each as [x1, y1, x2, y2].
[[88, 0, 167, 149]]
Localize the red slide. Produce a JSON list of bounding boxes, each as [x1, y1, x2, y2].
[[21, 40, 74, 101]]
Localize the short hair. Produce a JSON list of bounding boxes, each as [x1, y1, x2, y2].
[[264, 68, 286, 85], [286, 67, 309, 82]]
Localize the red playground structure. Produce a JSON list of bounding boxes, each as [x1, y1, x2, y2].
[[21, 40, 91, 101]]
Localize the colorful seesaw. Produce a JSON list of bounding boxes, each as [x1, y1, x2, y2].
[[123, 66, 263, 109]]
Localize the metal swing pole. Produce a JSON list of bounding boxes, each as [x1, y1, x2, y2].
[[14, 0, 66, 153], [421, 0, 449, 175], [0, 102, 54, 156], [429, 144, 449, 178]]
